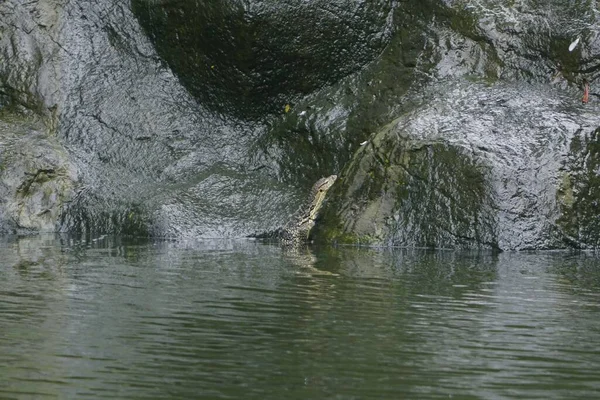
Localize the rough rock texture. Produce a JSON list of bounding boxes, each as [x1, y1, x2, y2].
[[314, 81, 600, 250], [1, 0, 301, 238], [0, 0, 74, 233], [2, 0, 600, 249], [307, 0, 600, 249], [557, 127, 600, 249], [131, 0, 395, 119], [0, 0, 63, 118], [0, 117, 77, 234]]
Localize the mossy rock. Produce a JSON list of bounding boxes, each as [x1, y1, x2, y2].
[[556, 128, 600, 248], [315, 127, 497, 249]]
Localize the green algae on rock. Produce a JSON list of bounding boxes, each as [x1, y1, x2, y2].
[[315, 114, 496, 249], [0, 118, 78, 234], [314, 80, 600, 250], [2, 0, 600, 248], [556, 128, 600, 248]]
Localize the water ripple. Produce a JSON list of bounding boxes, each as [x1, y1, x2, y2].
[[1, 239, 600, 398]]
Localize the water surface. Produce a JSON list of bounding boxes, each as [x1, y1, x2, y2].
[[1, 235, 600, 399]]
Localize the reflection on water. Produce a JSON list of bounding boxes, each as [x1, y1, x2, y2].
[[1, 235, 600, 399]]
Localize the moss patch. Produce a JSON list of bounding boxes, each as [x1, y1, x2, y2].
[[556, 128, 600, 247], [315, 123, 497, 249]]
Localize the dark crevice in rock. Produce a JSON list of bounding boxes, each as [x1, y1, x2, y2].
[[2, 0, 600, 248]]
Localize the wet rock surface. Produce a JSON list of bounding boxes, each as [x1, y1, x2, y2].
[[314, 81, 600, 250], [0, 117, 77, 234], [131, 0, 395, 119], [1, 0, 600, 249], [1, 0, 299, 238]]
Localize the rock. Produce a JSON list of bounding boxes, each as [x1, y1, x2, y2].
[[0, 117, 77, 234], [557, 128, 600, 248], [314, 80, 600, 250], [0, 0, 64, 118], [1, 0, 600, 249], [1, 0, 301, 238], [131, 0, 394, 119]]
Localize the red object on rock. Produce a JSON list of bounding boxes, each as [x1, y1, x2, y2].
[[583, 82, 590, 104]]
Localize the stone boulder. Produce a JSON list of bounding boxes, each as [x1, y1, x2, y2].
[[315, 80, 600, 250], [0, 117, 77, 234]]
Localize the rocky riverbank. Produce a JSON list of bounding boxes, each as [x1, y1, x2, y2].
[[2, 0, 600, 249]]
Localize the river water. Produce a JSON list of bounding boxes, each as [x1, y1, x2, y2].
[[1, 235, 600, 399]]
